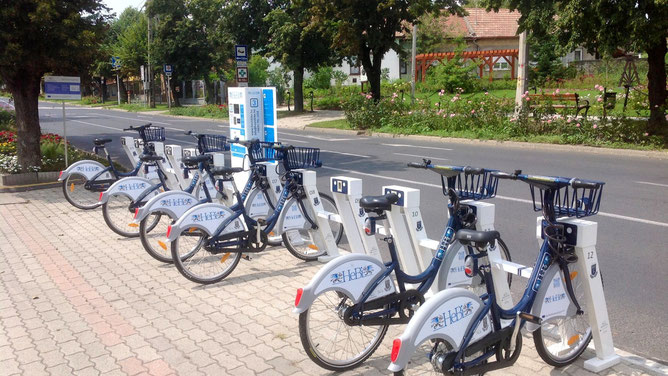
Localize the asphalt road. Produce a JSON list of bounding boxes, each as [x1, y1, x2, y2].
[[35, 101, 668, 363]]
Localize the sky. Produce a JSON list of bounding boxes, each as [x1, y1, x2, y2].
[[103, 0, 145, 17]]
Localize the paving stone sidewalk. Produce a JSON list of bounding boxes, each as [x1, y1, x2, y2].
[[0, 188, 663, 376]]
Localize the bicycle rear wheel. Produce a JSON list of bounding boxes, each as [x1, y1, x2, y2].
[[170, 230, 241, 284], [283, 193, 344, 261], [62, 173, 104, 210], [533, 268, 592, 366], [299, 290, 388, 371], [139, 212, 175, 263]]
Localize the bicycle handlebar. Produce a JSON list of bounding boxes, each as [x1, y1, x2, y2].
[[492, 170, 604, 189], [123, 123, 152, 132]]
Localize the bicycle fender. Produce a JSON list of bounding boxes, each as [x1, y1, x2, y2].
[[134, 191, 198, 222], [59, 160, 111, 181], [276, 197, 308, 233], [388, 288, 486, 372], [437, 242, 474, 290], [167, 203, 243, 241], [99, 177, 155, 204], [293, 254, 394, 314], [526, 264, 578, 332], [245, 188, 274, 220]]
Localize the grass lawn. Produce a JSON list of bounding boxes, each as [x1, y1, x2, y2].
[[308, 119, 351, 130]]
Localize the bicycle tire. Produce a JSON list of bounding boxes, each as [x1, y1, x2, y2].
[[62, 173, 104, 210], [283, 193, 344, 261], [497, 237, 513, 288], [299, 290, 388, 371], [533, 268, 594, 367], [139, 212, 175, 263], [170, 230, 241, 284], [102, 195, 160, 237]]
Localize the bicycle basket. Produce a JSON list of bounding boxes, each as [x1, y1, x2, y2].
[[198, 135, 229, 153], [247, 141, 281, 164], [283, 147, 321, 170], [441, 169, 499, 200], [138, 126, 165, 142], [530, 183, 603, 218]]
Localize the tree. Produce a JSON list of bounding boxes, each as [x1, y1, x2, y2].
[[0, 0, 109, 170], [484, 0, 668, 135], [265, 0, 337, 112], [309, 0, 464, 101]]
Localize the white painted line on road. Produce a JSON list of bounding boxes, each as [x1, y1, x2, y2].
[[382, 143, 453, 151], [70, 119, 123, 131], [281, 133, 357, 142], [206, 129, 226, 133], [394, 152, 449, 161], [97, 113, 173, 126], [636, 181, 668, 188], [320, 150, 370, 158], [279, 137, 308, 143], [322, 166, 668, 228]]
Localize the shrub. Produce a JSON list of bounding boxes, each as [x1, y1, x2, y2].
[[305, 67, 333, 90], [81, 96, 99, 105], [248, 55, 270, 86], [332, 70, 348, 87], [267, 66, 291, 104], [0, 110, 15, 131], [169, 104, 228, 119], [425, 56, 481, 93]]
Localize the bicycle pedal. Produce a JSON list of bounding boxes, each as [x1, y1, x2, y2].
[[256, 218, 267, 226], [242, 253, 253, 261], [518, 312, 542, 325]]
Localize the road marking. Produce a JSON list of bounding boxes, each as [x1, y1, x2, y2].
[[279, 137, 308, 143], [322, 166, 668, 228], [636, 181, 668, 188], [71, 119, 123, 131], [281, 133, 357, 142], [320, 150, 370, 158], [97, 113, 173, 126], [394, 152, 449, 161], [382, 143, 453, 151], [206, 128, 226, 133]]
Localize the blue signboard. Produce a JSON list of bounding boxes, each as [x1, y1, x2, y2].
[[235, 45, 248, 61], [44, 76, 81, 100], [111, 56, 121, 69]]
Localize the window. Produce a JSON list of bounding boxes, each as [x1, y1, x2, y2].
[[493, 62, 510, 70], [400, 61, 408, 75], [349, 57, 360, 75], [574, 50, 582, 61]]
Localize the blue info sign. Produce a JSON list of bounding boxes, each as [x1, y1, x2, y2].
[[44, 76, 81, 100]]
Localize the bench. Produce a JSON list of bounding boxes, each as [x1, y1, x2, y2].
[[527, 93, 590, 118]]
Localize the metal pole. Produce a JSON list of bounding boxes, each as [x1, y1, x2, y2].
[[410, 24, 417, 104], [62, 101, 68, 167], [167, 75, 171, 109], [514, 31, 529, 114], [147, 7, 154, 108], [116, 73, 121, 105]]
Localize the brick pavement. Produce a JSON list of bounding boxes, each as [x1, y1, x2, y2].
[[0, 188, 663, 376]]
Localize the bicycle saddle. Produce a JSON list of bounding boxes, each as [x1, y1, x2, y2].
[[139, 154, 164, 162], [455, 229, 500, 249], [182, 154, 212, 167], [211, 167, 244, 176], [359, 193, 399, 213], [93, 138, 112, 146]]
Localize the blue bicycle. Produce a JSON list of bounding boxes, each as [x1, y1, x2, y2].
[[166, 142, 344, 284], [389, 171, 604, 375], [294, 161, 511, 371], [59, 123, 158, 210]]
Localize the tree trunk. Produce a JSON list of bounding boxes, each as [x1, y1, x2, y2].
[[170, 76, 180, 107], [294, 67, 304, 112], [119, 78, 128, 104], [646, 38, 667, 136], [204, 77, 214, 105], [9, 74, 42, 171], [361, 48, 383, 101]]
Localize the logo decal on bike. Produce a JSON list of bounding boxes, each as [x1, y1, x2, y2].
[[118, 182, 147, 191], [544, 293, 566, 304], [532, 253, 551, 292], [358, 208, 365, 217], [160, 198, 193, 207], [590, 263, 597, 278], [191, 210, 226, 222], [275, 186, 281, 193], [76, 166, 100, 172], [330, 265, 374, 284], [430, 301, 474, 331], [313, 197, 320, 206], [416, 221, 423, 231]]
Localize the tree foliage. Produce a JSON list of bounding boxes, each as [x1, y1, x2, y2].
[[484, 0, 668, 134], [0, 0, 109, 170], [309, 0, 464, 101]]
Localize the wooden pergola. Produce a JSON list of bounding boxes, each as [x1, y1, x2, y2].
[[415, 49, 520, 82]]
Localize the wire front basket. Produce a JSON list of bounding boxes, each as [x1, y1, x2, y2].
[[283, 147, 321, 170], [247, 141, 281, 165], [138, 126, 165, 142], [530, 183, 603, 218], [441, 169, 499, 200], [198, 135, 229, 153]]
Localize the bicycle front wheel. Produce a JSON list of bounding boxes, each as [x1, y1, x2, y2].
[[533, 268, 592, 366], [62, 173, 104, 210], [284, 193, 344, 261], [299, 290, 388, 371], [139, 212, 175, 263], [170, 229, 241, 284]]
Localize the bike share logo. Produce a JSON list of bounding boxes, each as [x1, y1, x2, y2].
[[358, 208, 365, 217], [532, 253, 551, 292], [590, 263, 598, 278], [76, 165, 100, 172], [313, 197, 320, 206], [160, 198, 193, 207], [191, 210, 226, 222], [430, 301, 474, 331], [416, 221, 423, 231], [275, 186, 281, 193], [118, 182, 147, 191], [331, 264, 374, 284]]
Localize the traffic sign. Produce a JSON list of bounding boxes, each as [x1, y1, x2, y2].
[[235, 45, 248, 61], [111, 56, 121, 69], [44, 76, 81, 100], [164, 64, 172, 73], [236, 66, 248, 83]]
